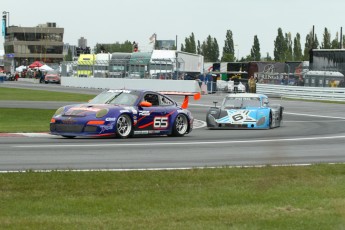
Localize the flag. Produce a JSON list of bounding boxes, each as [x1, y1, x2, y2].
[[149, 33, 156, 43]]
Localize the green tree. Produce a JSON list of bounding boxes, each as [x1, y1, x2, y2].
[[293, 33, 303, 61], [64, 47, 73, 61], [321, 28, 332, 49], [182, 33, 196, 53], [274, 28, 287, 62], [197, 40, 201, 54], [94, 41, 133, 53], [250, 35, 261, 61], [201, 35, 219, 62], [221, 30, 235, 62], [303, 29, 319, 60], [285, 32, 293, 61], [331, 32, 340, 49]]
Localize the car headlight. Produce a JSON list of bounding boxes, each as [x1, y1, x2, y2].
[[54, 107, 65, 116], [96, 109, 109, 118]]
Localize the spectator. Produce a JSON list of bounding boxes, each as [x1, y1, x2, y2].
[[248, 75, 256, 93], [282, 76, 289, 85], [297, 76, 304, 86], [329, 79, 338, 87], [15, 72, 19, 81]]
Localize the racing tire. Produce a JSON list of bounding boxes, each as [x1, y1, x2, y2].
[[170, 114, 189, 137], [115, 114, 133, 138]]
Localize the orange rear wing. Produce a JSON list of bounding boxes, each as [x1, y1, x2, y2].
[[158, 91, 201, 109]]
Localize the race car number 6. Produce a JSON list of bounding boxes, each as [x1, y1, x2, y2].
[[154, 117, 169, 128], [232, 114, 244, 121]]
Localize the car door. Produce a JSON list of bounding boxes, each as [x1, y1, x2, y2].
[[137, 93, 168, 133]]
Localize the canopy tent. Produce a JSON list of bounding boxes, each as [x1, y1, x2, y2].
[[39, 64, 53, 71], [29, 61, 44, 68], [15, 65, 27, 72]]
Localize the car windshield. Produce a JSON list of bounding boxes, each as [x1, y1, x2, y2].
[[222, 97, 261, 109], [88, 90, 139, 106]]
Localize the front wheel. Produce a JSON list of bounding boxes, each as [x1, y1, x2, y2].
[[171, 114, 189, 137], [115, 114, 133, 138]]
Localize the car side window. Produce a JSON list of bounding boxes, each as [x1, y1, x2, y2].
[[144, 93, 160, 106], [159, 95, 174, 106]]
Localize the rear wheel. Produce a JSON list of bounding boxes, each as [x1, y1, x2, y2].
[[171, 114, 189, 137], [115, 114, 133, 138]]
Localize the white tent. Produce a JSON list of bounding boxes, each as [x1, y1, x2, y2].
[[39, 64, 53, 71], [15, 65, 27, 72]]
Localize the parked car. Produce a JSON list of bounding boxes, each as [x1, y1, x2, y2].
[[206, 93, 283, 129], [50, 89, 198, 138], [44, 70, 61, 84]]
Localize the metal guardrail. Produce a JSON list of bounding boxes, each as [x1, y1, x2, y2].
[[256, 84, 345, 101]]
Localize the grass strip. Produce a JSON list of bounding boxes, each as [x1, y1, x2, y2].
[[0, 108, 55, 132], [0, 88, 93, 102], [1, 164, 345, 229]]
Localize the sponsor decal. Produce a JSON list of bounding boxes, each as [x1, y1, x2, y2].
[[69, 107, 102, 112], [100, 123, 115, 133], [105, 117, 116, 121], [120, 110, 130, 113], [134, 131, 149, 135], [108, 90, 131, 93], [139, 111, 150, 116]]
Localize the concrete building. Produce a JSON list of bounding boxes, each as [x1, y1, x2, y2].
[[3, 22, 64, 72], [78, 37, 87, 49]]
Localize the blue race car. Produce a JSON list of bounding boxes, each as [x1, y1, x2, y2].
[[50, 89, 198, 138], [206, 93, 283, 129]]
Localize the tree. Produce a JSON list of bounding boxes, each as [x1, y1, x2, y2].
[[293, 33, 303, 61], [303, 29, 319, 60], [221, 30, 235, 62], [250, 35, 261, 61], [321, 28, 332, 49], [182, 33, 196, 53], [331, 32, 340, 49], [64, 47, 73, 61], [94, 41, 133, 53], [201, 35, 219, 62], [274, 28, 287, 62], [285, 32, 293, 61], [197, 40, 201, 54]]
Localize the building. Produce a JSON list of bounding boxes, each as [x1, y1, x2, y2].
[[78, 37, 87, 49], [3, 22, 64, 72]]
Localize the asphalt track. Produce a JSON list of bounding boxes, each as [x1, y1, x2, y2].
[[1, 81, 345, 172]]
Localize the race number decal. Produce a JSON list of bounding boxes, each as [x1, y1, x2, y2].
[[154, 117, 169, 128], [232, 113, 244, 122]]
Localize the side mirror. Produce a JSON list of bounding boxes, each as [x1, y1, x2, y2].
[[140, 101, 152, 107], [213, 101, 218, 107]]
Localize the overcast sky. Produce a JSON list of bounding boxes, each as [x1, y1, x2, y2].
[[2, 0, 345, 58]]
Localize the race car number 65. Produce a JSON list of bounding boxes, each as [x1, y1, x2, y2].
[[154, 117, 168, 128]]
